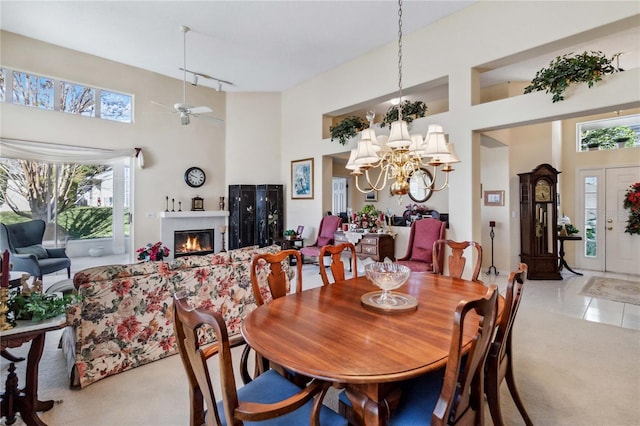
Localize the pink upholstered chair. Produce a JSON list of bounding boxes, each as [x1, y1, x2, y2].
[[396, 218, 446, 273], [299, 215, 342, 265]]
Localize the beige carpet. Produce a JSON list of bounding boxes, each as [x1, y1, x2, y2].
[[1, 304, 639, 425], [580, 276, 640, 305]]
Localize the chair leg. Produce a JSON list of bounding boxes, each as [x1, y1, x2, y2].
[[505, 359, 533, 426], [486, 367, 504, 426], [67, 266, 71, 278]]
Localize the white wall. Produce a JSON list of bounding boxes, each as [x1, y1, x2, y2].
[[481, 145, 510, 274], [226, 92, 282, 185]]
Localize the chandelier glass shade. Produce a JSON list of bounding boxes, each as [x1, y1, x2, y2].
[[345, 0, 460, 196]]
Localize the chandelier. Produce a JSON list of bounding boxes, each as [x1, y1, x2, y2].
[[346, 0, 460, 197]]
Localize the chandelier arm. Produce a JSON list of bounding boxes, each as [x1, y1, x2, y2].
[[426, 165, 451, 192], [364, 166, 390, 192]]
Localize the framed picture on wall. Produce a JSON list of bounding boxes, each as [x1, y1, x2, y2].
[[291, 158, 314, 199], [484, 190, 504, 206], [364, 190, 378, 202]]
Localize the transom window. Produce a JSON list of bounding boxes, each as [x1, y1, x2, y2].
[[577, 114, 640, 152], [0, 67, 132, 123]]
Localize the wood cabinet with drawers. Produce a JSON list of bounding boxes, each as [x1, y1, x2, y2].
[[334, 231, 395, 262]]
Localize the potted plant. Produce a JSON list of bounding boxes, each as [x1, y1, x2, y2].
[[380, 100, 427, 129], [329, 115, 369, 145], [283, 229, 297, 240], [580, 126, 637, 151], [523, 50, 623, 102], [7, 290, 77, 325]]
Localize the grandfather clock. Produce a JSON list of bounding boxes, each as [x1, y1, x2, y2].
[[519, 163, 562, 280]]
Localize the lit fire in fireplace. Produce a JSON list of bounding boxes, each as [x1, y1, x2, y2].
[[174, 229, 214, 257], [182, 235, 203, 253]]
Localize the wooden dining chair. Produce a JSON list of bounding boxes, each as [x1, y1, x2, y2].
[[383, 285, 498, 425], [318, 243, 357, 286], [339, 285, 498, 425], [250, 249, 302, 306], [485, 264, 533, 426], [432, 239, 483, 282], [172, 295, 347, 426], [250, 249, 308, 384]]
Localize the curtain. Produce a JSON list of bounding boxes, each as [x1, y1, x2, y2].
[[0, 138, 143, 167]]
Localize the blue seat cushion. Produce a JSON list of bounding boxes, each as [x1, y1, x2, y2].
[[338, 369, 444, 426], [216, 370, 347, 426], [38, 257, 71, 275]]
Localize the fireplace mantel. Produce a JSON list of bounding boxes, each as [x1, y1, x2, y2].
[[160, 211, 229, 259], [160, 211, 228, 219]]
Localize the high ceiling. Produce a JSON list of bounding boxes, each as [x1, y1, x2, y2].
[[1, 1, 638, 111], [0, 0, 476, 92]]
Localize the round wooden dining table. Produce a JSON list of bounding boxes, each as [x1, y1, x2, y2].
[[241, 273, 501, 426]]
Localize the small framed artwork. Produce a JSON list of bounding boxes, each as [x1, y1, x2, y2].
[[291, 158, 314, 199], [484, 190, 505, 206], [296, 225, 304, 237], [364, 190, 378, 202]]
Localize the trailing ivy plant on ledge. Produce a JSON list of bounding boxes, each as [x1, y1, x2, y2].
[[523, 51, 623, 103], [380, 100, 427, 129], [330, 115, 369, 145]]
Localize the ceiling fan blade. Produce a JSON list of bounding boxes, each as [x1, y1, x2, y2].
[[191, 113, 224, 124], [189, 106, 213, 114]]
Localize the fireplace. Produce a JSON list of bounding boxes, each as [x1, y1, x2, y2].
[[174, 229, 214, 258]]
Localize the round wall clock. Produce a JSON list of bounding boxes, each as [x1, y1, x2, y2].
[[184, 167, 206, 188]]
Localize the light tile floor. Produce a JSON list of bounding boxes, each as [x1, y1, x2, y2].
[[45, 254, 640, 331]]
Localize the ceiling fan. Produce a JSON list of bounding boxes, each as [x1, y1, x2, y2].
[[152, 25, 222, 125]]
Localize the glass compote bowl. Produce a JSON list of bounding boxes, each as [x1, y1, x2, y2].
[[364, 262, 411, 307]]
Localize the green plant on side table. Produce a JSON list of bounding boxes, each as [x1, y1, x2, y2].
[[7, 289, 79, 325], [524, 50, 623, 103], [329, 115, 369, 145], [283, 229, 298, 240]]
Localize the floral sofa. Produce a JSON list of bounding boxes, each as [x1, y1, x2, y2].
[[62, 245, 286, 388]]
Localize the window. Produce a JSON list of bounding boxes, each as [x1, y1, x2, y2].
[[584, 176, 598, 257], [577, 114, 640, 152], [0, 158, 131, 244], [12, 71, 54, 110], [100, 90, 132, 123], [0, 68, 5, 102], [60, 81, 95, 116], [1, 67, 132, 123]]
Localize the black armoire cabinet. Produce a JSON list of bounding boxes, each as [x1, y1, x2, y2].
[[518, 163, 562, 280], [229, 184, 283, 249]]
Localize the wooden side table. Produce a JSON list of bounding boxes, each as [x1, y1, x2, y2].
[[272, 237, 304, 264], [1, 315, 67, 426], [558, 235, 583, 276]]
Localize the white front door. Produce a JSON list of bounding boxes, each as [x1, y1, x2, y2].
[[605, 166, 640, 275]]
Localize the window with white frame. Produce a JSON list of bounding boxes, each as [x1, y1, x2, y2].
[[577, 114, 640, 152], [1, 67, 132, 123]]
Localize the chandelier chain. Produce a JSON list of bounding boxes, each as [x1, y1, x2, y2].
[[397, 0, 403, 119]]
